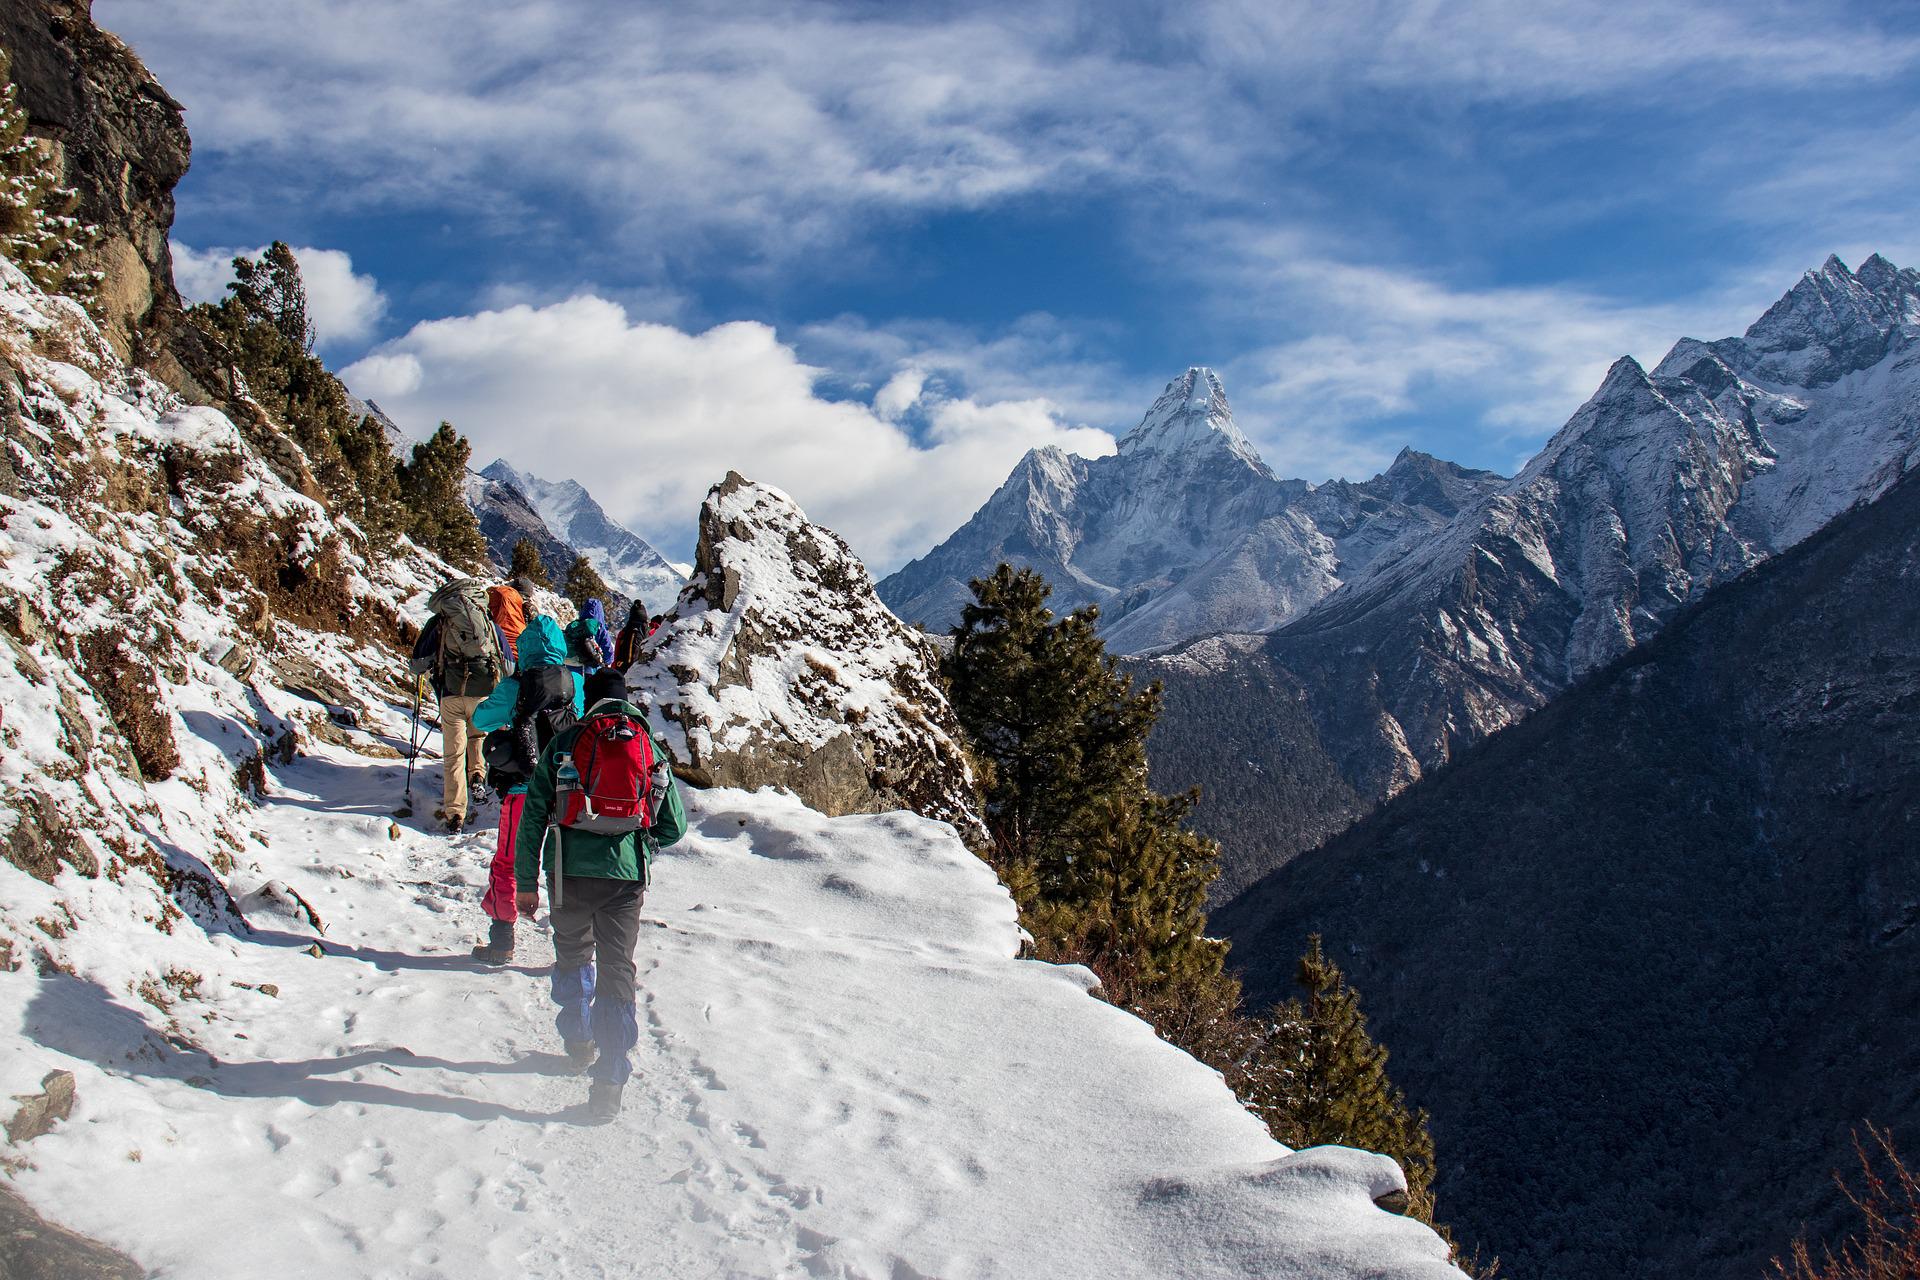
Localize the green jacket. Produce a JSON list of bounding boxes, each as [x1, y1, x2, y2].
[[514, 699, 687, 891]]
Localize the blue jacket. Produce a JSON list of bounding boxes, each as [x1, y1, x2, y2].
[[473, 616, 586, 794]]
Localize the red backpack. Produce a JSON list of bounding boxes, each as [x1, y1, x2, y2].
[[556, 711, 655, 833]]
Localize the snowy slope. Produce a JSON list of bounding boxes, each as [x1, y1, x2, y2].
[[0, 260, 1456, 1277], [7, 762, 1456, 1279], [483, 458, 685, 611], [878, 369, 1502, 654]]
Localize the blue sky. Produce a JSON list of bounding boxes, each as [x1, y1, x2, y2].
[[96, 0, 1920, 569]]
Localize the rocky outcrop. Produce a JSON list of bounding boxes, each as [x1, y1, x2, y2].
[[633, 473, 986, 845], [879, 367, 1503, 654], [0, 0, 207, 396]]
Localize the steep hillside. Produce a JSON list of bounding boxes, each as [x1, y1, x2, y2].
[[1150, 254, 1920, 894], [878, 368, 1501, 654], [1217, 462, 1920, 1280]]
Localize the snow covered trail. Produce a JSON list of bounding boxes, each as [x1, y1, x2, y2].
[[2, 730, 1455, 1279]]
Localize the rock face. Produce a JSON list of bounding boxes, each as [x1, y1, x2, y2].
[[1150, 254, 1920, 896], [633, 473, 986, 845], [463, 469, 588, 597], [878, 367, 1504, 654], [0, 0, 200, 389], [481, 459, 685, 611], [1216, 460, 1920, 1280]]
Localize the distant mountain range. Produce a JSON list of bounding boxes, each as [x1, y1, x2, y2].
[[1216, 455, 1920, 1280], [877, 367, 1505, 654], [351, 393, 684, 613], [1146, 253, 1920, 896], [480, 459, 687, 612]]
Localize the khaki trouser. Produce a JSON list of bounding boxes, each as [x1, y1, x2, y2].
[[438, 693, 487, 816]]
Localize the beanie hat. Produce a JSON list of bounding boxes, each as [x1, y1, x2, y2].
[[584, 668, 628, 708]]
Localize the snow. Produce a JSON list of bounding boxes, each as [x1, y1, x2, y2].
[[0, 259, 1455, 1277], [482, 459, 686, 609], [3, 751, 1454, 1279]]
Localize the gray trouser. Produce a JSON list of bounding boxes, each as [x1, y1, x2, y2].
[[549, 876, 644, 1083]]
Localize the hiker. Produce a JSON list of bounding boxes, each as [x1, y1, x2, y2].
[[611, 598, 651, 669], [515, 668, 685, 1121], [468, 616, 584, 964], [564, 597, 616, 673], [488, 581, 529, 666], [408, 578, 510, 832]]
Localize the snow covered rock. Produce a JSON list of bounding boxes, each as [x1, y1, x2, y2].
[[879, 367, 1503, 653], [634, 473, 987, 845]]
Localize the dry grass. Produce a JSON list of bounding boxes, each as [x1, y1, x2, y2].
[[1774, 1126, 1920, 1280]]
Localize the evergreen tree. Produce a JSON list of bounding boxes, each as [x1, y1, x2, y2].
[[337, 413, 405, 551], [397, 422, 488, 568], [0, 49, 97, 301], [510, 538, 550, 587], [564, 554, 609, 609], [946, 565, 1159, 883], [1269, 935, 1438, 1216], [229, 242, 313, 351]]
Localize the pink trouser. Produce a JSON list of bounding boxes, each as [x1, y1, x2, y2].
[[483, 792, 525, 922]]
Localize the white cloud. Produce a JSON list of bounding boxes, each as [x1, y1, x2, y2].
[[107, 1, 1918, 264], [872, 369, 926, 421], [169, 242, 389, 347], [341, 296, 1115, 571]]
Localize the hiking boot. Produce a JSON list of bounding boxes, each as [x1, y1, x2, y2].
[[470, 920, 514, 965], [564, 1039, 598, 1073], [584, 1079, 623, 1123], [443, 813, 465, 834]]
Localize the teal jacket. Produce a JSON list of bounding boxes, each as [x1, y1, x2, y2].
[[473, 617, 586, 795], [514, 698, 687, 891]]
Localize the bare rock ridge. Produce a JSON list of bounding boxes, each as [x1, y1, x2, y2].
[[0, 0, 209, 398], [878, 366, 1503, 653], [1148, 252, 1920, 898], [633, 473, 987, 845]]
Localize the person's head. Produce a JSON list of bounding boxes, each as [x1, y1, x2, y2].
[[583, 668, 628, 708], [626, 598, 648, 624], [510, 576, 536, 599]]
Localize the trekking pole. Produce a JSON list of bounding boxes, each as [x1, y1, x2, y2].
[[396, 674, 426, 818]]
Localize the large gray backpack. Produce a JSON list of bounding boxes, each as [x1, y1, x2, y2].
[[427, 578, 504, 698]]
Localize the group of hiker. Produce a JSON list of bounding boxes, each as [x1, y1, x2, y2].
[[407, 573, 672, 1122]]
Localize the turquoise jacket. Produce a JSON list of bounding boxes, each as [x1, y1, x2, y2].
[[515, 698, 687, 890], [473, 616, 585, 795]]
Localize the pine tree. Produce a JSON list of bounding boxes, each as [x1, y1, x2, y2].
[[397, 422, 488, 568], [564, 554, 609, 609], [229, 242, 314, 351], [0, 49, 97, 301], [510, 538, 550, 587], [337, 413, 405, 552], [1269, 935, 1438, 1216]]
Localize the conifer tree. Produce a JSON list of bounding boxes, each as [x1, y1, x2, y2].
[[0, 49, 97, 301], [397, 422, 488, 568], [510, 538, 550, 587], [564, 554, 610, 609], [336, 413, 404, 551], [229, 242, 314, 351], [1271, 935, 1438, 1215]]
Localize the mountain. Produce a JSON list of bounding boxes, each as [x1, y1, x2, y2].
[[482, 459, 686, 611], [877, 368, 1504, 653], [1150, 254, 1920, 897], [1214, 459, 1920, 1280], [462, 467, 585, 597]]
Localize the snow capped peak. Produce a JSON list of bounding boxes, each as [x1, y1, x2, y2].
[[1739, 252, 1918, 386], [1118, 367, 1265, 469]]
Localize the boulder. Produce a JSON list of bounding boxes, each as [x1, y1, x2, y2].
[[633, 473, 986, 845]]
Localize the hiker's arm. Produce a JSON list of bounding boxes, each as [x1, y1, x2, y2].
[[472, 677, 519, 733], [647, 737, 689, 849], [514, 745, 557, 894], [406, 618, 438, 674]]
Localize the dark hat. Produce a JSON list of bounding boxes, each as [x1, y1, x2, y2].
[[584, 668, 629, 708]]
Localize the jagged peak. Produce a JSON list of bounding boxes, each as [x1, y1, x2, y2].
[[1117, 367, 1265, 469], [1595, 354, 1653, 398]]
